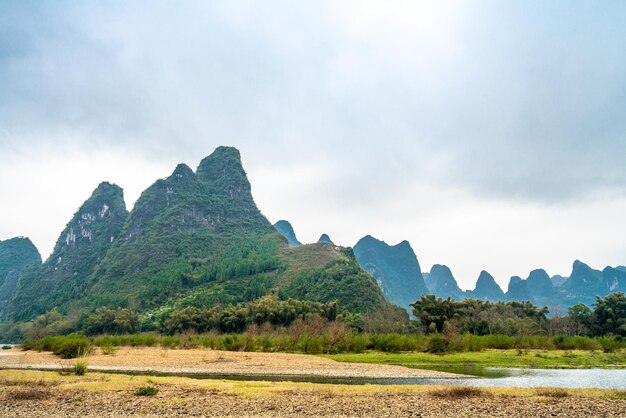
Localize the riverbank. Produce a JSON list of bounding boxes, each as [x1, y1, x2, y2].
[[1, 369, 625, 417], [0, 347, 459, 379], [326, 349, 626, 369]]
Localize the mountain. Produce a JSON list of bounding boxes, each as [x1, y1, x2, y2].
[[0, 237, 41, 315], [4, 146, 394, 322], [0, 237, 41, 288], [318, 234, 334, 244], [524, 269, 558, 306], [602, 266, 626, 295], [551, 275, 568, 288], [353, 235, 429, 312], [5, 183, 128, 320], [469, 271, 505, 301], [505, 276, 535, 303], [617, 266, 626, 273], [423, 264, 464, 300], [560, 260, 605, 305], [273, 220, 302, 247]]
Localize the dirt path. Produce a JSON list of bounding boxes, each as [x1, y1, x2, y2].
[[0, 347, 459, 379]]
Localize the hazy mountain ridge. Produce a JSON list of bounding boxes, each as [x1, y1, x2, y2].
[[353, 235, 429, 312]]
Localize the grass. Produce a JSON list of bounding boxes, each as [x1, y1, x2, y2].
[[0, 369, 623, 400], [536, 388, 570, 398], [325, 349, 626, 369]]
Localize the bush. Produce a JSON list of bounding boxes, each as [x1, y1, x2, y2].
[[430, 387, 489, 398], [135, 386, 159, 396], [72, 361, 88, 376], [597, 337, 620, 353], [22, 334, 92, 359], [427, 334, 450, 353], [2, 345, 12, 350]]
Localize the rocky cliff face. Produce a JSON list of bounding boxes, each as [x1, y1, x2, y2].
[[273, 220, 302, 246], [423, 264, 464, 300], [353, 235, 429, 312]]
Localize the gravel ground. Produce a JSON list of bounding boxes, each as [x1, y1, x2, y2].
[[0, 347, 460, 379], [2, 382, 625, 417]]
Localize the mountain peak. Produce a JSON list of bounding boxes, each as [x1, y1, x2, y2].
[[353, 234, 428, 313], [506, 276, 534, 302], [171, 163, 195, 179], [472, 270, 504, 300], [318, 234, 334, 244], [196, 146, 243, 179], [273, 220, 302, 247], [425, 264, 463, 300]]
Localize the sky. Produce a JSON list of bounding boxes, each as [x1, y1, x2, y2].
[[1, 1, 625, 290]]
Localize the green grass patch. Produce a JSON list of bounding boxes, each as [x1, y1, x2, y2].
[[325, 349, 626, 369]]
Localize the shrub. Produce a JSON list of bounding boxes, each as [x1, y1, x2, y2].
[[429, 387, 489, 398], [427, 334, 450, 353], [2, 345, 12, 350], [22, 334, 92, 359], [72, 361, 88, 376], [597, 337, 620, 353], [135, 386, 159, 396]]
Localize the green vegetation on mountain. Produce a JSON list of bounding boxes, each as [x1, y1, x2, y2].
[[5, 183, 127, 321], [0, 237, 41, 288], [1, 147, 393, 331], [0, 237, 41, 315]]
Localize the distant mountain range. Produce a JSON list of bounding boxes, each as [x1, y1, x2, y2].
[[274, 227, 626, 313], [2, 146, 623, 323]]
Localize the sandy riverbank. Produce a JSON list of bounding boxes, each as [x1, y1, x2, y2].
[[0, 347, 459, 379], [1, 369, 625, 417]]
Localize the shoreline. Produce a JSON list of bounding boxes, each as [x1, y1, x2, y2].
[[0, 347, 463, 380]]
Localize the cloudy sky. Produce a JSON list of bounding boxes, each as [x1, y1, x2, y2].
[[1, 1, 625, 290]]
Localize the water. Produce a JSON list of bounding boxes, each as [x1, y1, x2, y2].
[[101, 367, 626, 389], [425, 367, 626, 389]]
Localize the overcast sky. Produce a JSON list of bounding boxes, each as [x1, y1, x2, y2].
[[1, 1, 625, 290]]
